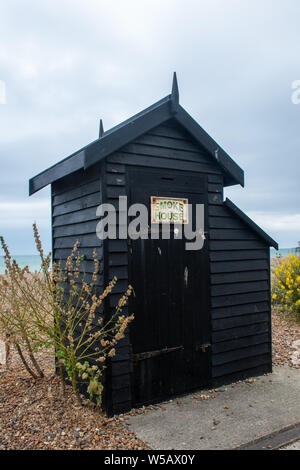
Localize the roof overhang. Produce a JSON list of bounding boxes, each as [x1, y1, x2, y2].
[[29, 74, 244, 195], [224, 198, 279, 250]]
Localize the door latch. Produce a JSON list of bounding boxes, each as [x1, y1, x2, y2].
[[127, 238, 133, 255], [195, 343, 211, 353], [132, 345, 184, 363]]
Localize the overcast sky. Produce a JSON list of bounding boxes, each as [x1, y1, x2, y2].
[[0, 0, 299, 254]]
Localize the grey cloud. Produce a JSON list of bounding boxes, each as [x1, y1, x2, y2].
[[0, 0, 299, 252]]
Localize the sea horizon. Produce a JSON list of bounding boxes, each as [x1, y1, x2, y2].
[[0, 247, 299, 274]]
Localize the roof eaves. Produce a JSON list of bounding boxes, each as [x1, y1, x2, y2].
[[29, 76, 245, 195], [175, 106, 244, 187], [29, 150, 85, 196], [224, 198, 279, 250], [29, 95, 173, 195]]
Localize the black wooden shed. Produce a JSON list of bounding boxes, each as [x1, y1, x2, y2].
[[29, 74, 278, 415]]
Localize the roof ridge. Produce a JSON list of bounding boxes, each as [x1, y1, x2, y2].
[[29, 74, 245, 195]]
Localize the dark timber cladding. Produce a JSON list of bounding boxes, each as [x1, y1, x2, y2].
[[29, 73, 278, 415]]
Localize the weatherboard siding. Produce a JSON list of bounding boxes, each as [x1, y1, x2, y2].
[[52, 164, 103, 286], [51, 166, 104, 294], [107, 120, 223, 177], [103, 121, 225, 413], [102, 160, 132, 415], [48, 119, 272, 414], [103, 121, 272, 411], [209, 204, 272, 384], [51, 170, 104, 293], [50, 163, 111, 402]]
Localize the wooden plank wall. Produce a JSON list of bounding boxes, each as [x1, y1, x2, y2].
[[51, 163, 106, 389], [50, 119, 272, 414], [102, 161, 132, 415], [104, 119, 272, 410], [209, 203, 272, 384], [104, 120, 225, 413], [52, 164, 103, 281]]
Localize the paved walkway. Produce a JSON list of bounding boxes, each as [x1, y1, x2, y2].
[[127, 366, 300, 450]]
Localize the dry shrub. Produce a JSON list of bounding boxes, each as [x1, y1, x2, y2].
[[0, 224, 134, 406]]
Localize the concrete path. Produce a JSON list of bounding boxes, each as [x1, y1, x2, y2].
[[127, 366, 300, 450]]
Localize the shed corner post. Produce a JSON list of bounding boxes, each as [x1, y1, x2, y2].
[[102, 160, 133, 416]]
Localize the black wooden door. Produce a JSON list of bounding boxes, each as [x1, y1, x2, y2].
[[128, 168, 210, 406]]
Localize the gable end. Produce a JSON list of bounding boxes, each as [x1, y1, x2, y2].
[[224, 198, 278, 250]]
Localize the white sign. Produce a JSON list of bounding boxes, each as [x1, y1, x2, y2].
[[151, 196, 188, 224]]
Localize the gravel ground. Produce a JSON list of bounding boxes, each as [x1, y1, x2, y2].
[[272, 309, 300, 369], [0, 309, 298, 450], [0, 351, 148, 450]]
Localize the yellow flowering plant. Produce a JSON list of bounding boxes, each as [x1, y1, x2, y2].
[[272, 253, 300, 322]]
